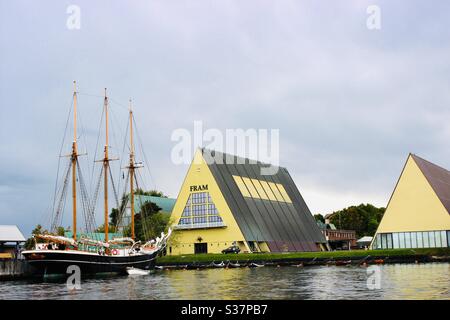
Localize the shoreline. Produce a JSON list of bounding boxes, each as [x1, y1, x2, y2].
[[1, 248, 449, 279], [156, 248, 450, 269]]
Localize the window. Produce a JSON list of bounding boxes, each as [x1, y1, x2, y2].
[[441, 231, 447, 248], [251, 179, 269, 200], [232, 175, 293, 204], [405, 232, 411, 248], [386, 233, 393, 249], [393, 233, 399, 248], [242, 177, 260, 198], [417, 232, 423, 248], [411, 232, 417, 248], [268, 182, 284, 202], [275, 183, 293, 203], [447, 231, 450, 247], [232, 176, 251, 197], [176, 191, 225, 229], [260, 180, 277, 201], [423, 232, 430, 248], [429, 231, 436, 247], [436, 231, 443, 247]]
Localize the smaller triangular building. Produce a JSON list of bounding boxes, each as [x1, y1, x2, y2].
[[168, 149, 327, 254], [372, 154, 450, 249]]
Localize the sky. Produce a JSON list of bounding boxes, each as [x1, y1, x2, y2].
[[1, 0, 450, 236]]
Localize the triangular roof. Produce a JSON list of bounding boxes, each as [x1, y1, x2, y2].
[[411, 154, 450, 215], [201, 148, 326, 252], [0, 225, 26, 242], [373, 153, 450, 236]]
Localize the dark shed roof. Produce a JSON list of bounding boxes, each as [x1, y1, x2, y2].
[[202, 149, 326, 252], [411, 154, 450, 215]]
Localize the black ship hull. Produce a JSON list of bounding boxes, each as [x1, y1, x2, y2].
[[22, 250, 158, 276]]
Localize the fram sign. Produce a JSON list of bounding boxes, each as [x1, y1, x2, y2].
[[190, 185, 208, 192]]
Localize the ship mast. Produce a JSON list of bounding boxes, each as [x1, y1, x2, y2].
[[103, 88, 110, 242], [129, 100, 136, 240], [72, 81, 78, 241]]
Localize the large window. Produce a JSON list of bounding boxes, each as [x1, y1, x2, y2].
[[176, 192, 225, 229], [374, 230, 449, 249]]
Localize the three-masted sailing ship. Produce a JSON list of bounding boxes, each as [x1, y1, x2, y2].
[[22, 82, 171, 275]]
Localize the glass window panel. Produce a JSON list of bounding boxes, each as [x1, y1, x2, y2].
[[251, 179, 270, 200], [429, 231, 436, 247], [268, 182, 284, 202], [393, 233, 399, 248], [417, 232, 423, 248], [435, 231, 442, 247], [386, 233, 393, 249], [441, 231, 447, 248], [377, 234, 382, 249], [242, 177, 260, 199], [447, 231, 450, 247], [411, 232, 417, 248], [260, 180, 278, 201], [399, 233, 405, 249], [233, 176, 252, 198], [405, 232, 411, 248], [275, 183, 293, 203], [423, 232, 430, 248], [380, 234, 386, 249]]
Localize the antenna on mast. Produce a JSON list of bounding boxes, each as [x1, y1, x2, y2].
[[71, 81, 78, 241], [103, 88, 110, 242], [129, 98, 136, 240]]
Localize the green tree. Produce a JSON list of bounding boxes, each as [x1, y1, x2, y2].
[[24, 224, 49, 250], [328, 203, 385, 238], [140, 201, 162, 217], [95, 224, 117, 234], [56, 226, 66, 236], [134, 188, 168, 198], [314, 214, 325, 223], [124, 200, 169, 241]]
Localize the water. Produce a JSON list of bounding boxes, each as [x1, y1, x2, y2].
[[1, 263, 449, 300]]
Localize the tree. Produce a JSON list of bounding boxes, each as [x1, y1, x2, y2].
[[134, 188, 168, 198], [314, 214, 325, 223], [95, 224, 117, 234], [123, 200, 168, 241], [24, 224, 48, 250], [56, 226, 66, 236], [140, 201, 162, 217], [327, 203, 385, 238]]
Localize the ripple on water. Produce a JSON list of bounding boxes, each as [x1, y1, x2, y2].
[[0, 263, 449, 300]]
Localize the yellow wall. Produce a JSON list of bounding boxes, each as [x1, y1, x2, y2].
[[168, 149, 251, 255], [375, 155, 450, 234]]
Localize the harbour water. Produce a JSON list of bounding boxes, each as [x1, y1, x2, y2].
[[0, 263, 448, 300]]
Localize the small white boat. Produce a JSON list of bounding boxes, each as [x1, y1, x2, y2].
[[248, 262, 264, 268], [211, 261, 225, 268], [126, 267, 150, 275]]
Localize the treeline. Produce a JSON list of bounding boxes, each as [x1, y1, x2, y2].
[[317, 203, 385, 238]]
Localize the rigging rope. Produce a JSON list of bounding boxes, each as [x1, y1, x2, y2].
[[51, 160, 72, 233]]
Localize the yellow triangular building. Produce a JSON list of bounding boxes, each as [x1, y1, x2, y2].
[[372, 154, 450, 249], [168, 149, 327, 255]]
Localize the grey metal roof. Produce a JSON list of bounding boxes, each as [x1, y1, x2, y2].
[[202, 149, 326, 252], [0, 225, 26, 242], [411, 154, 450, 215]]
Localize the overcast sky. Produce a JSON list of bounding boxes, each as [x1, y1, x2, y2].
[[1, 0, 450, 236]]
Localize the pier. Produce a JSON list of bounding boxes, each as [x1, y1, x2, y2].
[[0, 258, 33, 280]]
